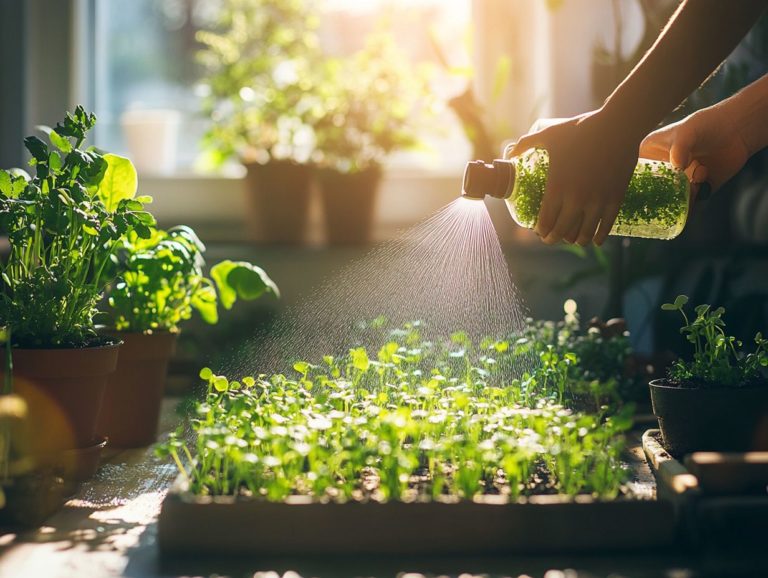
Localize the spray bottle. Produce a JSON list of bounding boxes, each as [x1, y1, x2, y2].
[[462, 149, 691, 240]]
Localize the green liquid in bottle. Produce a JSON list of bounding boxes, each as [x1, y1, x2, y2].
[[508, 150, 690, 240]]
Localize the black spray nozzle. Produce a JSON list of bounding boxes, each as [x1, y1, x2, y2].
[[462, 159, 515, 200]]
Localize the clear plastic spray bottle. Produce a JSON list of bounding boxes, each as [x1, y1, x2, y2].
[[462, 149, 691, 240]]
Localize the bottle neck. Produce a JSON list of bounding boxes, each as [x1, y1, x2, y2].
[[462, 159, 516, 200]]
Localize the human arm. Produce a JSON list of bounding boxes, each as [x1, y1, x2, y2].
[[640, 73, 768, 195], [506, 0, 768, 246]]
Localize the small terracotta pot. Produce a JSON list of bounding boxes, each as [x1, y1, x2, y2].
[[317, 165, 382, 245], [649, 378, 768, 457], [98, 331, 178, 448], [243, 160, 314, 244], [4, 344, 120, 454]]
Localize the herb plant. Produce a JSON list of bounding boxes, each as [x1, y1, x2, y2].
[[510, 149, 689, 239], [0, 107, 154, 347], [158, 324, 633, 503], [312, 32, 435, 174], [108, 226, 279, 333], [662, 295, 768, 388], [197, 0, 320, 167]]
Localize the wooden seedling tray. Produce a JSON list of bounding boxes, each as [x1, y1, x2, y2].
[[159, 438, 677, 556], [684, 451, 768, 495], [642, 429, 768, 550]]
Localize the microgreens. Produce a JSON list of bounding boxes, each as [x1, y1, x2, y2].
[[158, 323, 633, 503], [512, 301, 640, 411]]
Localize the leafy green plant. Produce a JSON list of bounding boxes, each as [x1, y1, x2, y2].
[[512, 300, 640, 411], [662, 295, 768, 388], [158, 325, 633, 503], [0, 107, 154, 347], [197, 0, 320, 167], [312, 32, 435, 174], [107, 226, 279, 333]]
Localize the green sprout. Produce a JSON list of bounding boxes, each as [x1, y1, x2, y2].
[[662, 295, 768, 388], [157, 323, 634, 503]]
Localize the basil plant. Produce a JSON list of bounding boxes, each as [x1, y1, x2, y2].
[[107, 225, 279, 333], [0, 107, 155, 348]]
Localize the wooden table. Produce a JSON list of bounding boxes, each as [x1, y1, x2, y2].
[[0, 403, 762, 578]]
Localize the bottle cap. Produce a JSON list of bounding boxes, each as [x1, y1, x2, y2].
[[462, 160, 514, 199]]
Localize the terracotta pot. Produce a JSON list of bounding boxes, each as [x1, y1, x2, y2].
[[4, 344, 120, 454], [98, 331, 178, 448], [649, 379, 768, 457], [317, 165, 382, 245], [243, 160, 313, 244]]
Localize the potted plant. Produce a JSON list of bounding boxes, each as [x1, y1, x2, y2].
[[313, 33, 434, 244], [197, 0, 320, 244], [0, 107, 154, 457], [100, 225, 279, 447], [650, 295, 768, 457]]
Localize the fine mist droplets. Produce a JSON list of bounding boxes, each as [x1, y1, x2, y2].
[[220, 197, 532, 383]]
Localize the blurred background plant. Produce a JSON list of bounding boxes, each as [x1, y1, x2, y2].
[[312, 31, 435, 174], [196, 0, 321, 168]]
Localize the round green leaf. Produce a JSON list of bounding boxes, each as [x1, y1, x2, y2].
[[97, 153, 138, 211]]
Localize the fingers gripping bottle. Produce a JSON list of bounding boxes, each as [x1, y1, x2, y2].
[[462, 149, 690, 240]]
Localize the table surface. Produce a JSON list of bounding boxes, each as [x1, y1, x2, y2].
[[0, 401, 763, 578]]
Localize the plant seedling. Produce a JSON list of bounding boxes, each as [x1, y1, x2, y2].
[[158, 323, 633, 503], [662, 295, 768, 388]]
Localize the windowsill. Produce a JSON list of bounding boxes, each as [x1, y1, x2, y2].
[[137, 165, 465, 181], [139, 167, 466, 244]]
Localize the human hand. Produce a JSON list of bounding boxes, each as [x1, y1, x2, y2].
[[640, 105, 751, 199], [505, 109, 641, 246]]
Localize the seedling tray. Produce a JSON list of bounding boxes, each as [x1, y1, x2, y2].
[[642, 429, 768, 550], [159, 448, 677, 558]]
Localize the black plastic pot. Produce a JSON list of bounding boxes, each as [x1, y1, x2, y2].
[[649, 378, 768, 457]]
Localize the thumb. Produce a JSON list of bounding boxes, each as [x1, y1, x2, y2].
[[504, 132, 545, 159], [669, 128, 697, 170], [639, 128, 672, 161]]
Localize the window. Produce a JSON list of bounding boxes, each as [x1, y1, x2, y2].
[[91, 0, 472, 175]]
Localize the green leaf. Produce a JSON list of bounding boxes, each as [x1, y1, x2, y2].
[[210, 260, 279, 310], [674, 295, 689, 308], [0, 171, 10, 195], [96, 153, 138, 211], [191, 285, 219, 324], [49, 130, 73, 153], [293, 361, 310, 376], [48, 151, 62, 171], [24, 136, 48, 161], [662, 294, 689, 311], [213, 376, 229, 392], [350, 347, 370, 372], [199, 367, 213, 380]]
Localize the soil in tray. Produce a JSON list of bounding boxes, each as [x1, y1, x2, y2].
[[159, 451, 672, 557], [194, 453, 640, 505]]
